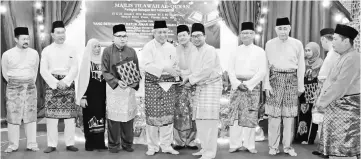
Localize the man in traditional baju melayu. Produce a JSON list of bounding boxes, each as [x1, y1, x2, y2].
[[227, 22, 267, 154], [101, 24, 140, 153], [314, 24, 360, 159], [172, 24, 198, 150], [2, 27, 40, 153], [318, 28, 339, 83], [263, 17, 305, 157], [141, 20, 180, 156], [312, 28, 339, 158], [41, 21, 79, 153], [182, 23, 223, 159]]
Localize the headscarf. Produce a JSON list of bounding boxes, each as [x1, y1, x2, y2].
[[76, 39, 101, 105], [305, 42, 323, 79]]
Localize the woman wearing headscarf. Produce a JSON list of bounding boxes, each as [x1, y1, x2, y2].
[[295, 42, 323, 145], [76, 39, 107, 151]]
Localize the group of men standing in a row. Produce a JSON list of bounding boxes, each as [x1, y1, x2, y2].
[[2, 16, 359, 159]]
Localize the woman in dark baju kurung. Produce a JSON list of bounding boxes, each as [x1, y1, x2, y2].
[[77, 39, 107, 151], [295, 42, 323, 144]]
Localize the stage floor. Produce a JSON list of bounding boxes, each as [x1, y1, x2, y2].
[[1, 118, 321, 159]]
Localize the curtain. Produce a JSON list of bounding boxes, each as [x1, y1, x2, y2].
[[218, 1, 340, 58], [262, 1, 339, 59], [218, 0, 258, 45], [1, 0, 82, 120]]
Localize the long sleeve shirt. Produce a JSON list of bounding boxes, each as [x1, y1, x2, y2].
[[228, 44, 267, 91], [316, 49, 360, 108], [141, 39, 178, 78], [318, 48, 340, 81], [1, 47, 39, 82], [101, 44, 140, 90], [188, 43, 222, 85], [263, 37, 305, 92], [176, 42, 198, 77], [40, 43, 79, 89]]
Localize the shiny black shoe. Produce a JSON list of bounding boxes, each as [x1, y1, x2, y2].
[[43, 147, 56, 153], [172, 145, 185, 150], [109, 147, 121, 153], [122, 146, 134, 152], [66, 146, 79, 152], [186, 145, 198, 150], [312, 151, 321, 156], [85, 147, 94, 151]]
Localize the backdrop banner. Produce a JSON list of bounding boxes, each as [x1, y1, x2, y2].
[[85, 0, 220, 48]]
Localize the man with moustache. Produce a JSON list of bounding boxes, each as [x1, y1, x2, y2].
[[314, 24, 360, 159], [141, 20, 180, 156], [2, 27, 40, 153], [172, 24, 198, 150], [182, 23, 223, 159], [263, 17, 305, 157], [227, 22, 267, 154], [101, 24, 140, 153], [40, 21, 79, 153]]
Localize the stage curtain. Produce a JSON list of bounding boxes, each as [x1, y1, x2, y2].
[[217, 1, 258, 45], [1, 0, 82, 120], [218, 1, 345, 59]]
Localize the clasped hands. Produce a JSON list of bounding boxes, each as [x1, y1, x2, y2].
[[238, 83, 248, 92], [57, 80, 67, 90]]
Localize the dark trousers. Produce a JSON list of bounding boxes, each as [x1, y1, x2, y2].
[[107, 119, 134, 149]]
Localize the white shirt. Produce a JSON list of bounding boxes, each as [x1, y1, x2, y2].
[[141, 39, 178, 78], [40, 43, 79, 89], [176, 42, 198, 77], [228, 44, 267, 91], [264, 37, 305, 92], [1, 47, 39, 82], [318, 48, 340, 81], [188, 43, 222, 85]]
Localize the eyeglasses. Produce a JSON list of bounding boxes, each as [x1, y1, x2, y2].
[[114, 35, 128, 38], [191, 34, 204, 39]]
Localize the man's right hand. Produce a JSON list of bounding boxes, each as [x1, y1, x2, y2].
[[118, 80, 127, 89], [265, 89, 274, 98]]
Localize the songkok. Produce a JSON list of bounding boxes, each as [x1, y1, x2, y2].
[[241, 22, 254, 31], [14, 27, 29, 37], [154, 21, 167, 29], [334, 24, 359, 40], [113, 24, 126, 34], [320, 28, 334, 36], [177, 25, 190, 34], [191, 23, 205, 34], [52, 21, 65, 32], [276, 17, 291, 26]]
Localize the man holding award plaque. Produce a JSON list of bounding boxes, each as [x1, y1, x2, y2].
[[141, 20, 181, 156], [101, 24, 141, 153]]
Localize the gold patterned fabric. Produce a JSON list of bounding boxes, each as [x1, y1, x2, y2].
[[144, 72, 177, 126], [265, 67, 298, 117], [174, 85, 196, 131], [44, 74, 78, 119], [318, 94, 360, 157], [225, 84, 261, 128], [6, 78, 37, 125]]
